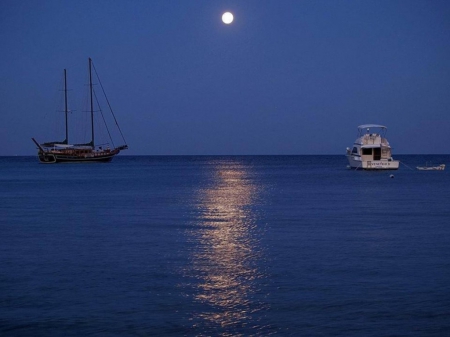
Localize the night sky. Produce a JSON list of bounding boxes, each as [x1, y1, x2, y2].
[[1, 0, 449, 155]]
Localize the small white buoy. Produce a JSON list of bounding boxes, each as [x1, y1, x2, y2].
[[390, 174, 394, 178]]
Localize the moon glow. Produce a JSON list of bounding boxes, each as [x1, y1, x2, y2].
[[222, 12, 234, 24]]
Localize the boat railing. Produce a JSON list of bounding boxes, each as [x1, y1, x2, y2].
[[361, 135, 389, 146]]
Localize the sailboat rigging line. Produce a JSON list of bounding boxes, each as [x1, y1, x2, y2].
[[91, 61, 128, 146], [93, 89, 116, 148]]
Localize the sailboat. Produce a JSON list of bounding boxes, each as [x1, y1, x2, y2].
[[32, 58, 128, 163]]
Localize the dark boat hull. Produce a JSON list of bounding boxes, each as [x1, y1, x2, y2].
[[37, 150, 119, 164]]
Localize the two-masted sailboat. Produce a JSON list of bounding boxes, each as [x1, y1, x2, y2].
[[32, 58, 128, 163]]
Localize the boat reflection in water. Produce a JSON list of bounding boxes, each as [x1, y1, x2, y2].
[[186, 160, 267, 333]]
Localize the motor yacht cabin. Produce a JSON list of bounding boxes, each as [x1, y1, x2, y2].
[[346, 124, 399, 170]]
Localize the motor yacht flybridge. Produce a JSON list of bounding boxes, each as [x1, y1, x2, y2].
[[346, 124, 399, 170]]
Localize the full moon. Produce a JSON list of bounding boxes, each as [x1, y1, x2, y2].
[[222, 12, 234, 24]]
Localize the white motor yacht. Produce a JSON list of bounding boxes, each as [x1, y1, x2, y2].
[[346, 124, 399, 170]]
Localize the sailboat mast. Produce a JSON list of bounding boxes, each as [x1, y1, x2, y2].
[[89, 58, 94, 147], [64, 69, 68, 144]]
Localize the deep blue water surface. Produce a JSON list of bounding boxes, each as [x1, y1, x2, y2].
[[1, 155, 450, 336]]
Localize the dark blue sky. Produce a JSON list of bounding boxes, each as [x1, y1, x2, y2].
[[1, 0, 449, 155]]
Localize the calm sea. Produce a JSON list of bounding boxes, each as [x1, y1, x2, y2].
[[1, 155, 449, 336]]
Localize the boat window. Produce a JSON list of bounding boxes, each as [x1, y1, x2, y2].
[[352, 147, 358, 154], [362, 148, 372, 155]]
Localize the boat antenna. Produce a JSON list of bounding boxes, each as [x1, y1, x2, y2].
[[91, 60, 128, 146]]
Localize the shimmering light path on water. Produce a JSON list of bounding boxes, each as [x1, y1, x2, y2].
[[186, 161, 267, 332], [1, 155, 449, 336]]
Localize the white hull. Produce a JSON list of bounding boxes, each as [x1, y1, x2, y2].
[[416, 164, 445, 171], [347, 155, 399, 170]]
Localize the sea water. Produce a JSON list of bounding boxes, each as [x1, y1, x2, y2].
[[1, 155, 449, 336]]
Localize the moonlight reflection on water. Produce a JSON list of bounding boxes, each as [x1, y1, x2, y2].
[[186, 161, 267, 331]]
